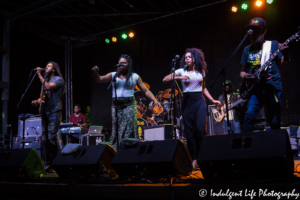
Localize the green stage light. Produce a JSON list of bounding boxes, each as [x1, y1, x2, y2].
[[121, 33, 128, 39], [241, 3, 248, 10], [105, 38, 110, 43], [267, 0, 273, 4]]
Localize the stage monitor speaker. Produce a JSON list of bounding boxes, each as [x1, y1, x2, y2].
[[111, 139, 192, 177], [52, 144, 116, 178], [143, 124, 173, 141], [198, 129, 294, 180], [0, 148, 45, 178]]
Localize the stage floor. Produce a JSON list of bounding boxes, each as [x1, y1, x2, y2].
[[1, 159, 300, 200]]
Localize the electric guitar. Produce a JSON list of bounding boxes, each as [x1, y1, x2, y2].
[[240, 30, 300, 100], [38, 73, 49, 115], [212, 98, 243, 122]]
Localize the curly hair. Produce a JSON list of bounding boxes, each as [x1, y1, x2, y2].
[[119, 54, 133, 84], [179, 48, 207, 74], [47, 61, 65, 94]]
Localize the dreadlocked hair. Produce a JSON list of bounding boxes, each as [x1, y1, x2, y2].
[[47, 61, 65, 95], [179, 48, 207, 74], [119, 54, 133, 84]]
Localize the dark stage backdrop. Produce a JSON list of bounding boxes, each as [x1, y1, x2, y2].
[[5, 0, 300, 133], [85, 1, 300, 129]]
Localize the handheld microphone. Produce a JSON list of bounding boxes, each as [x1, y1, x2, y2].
[[33, 68, 45, 71], [114, 64, 125, 69], [247, 29, 253, 35], [175, 55, 180, 59]]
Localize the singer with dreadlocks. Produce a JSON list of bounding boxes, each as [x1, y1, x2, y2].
[[92, 54, 160, 151], [31, 61, 64, 172], [163, 48, 221, 170]]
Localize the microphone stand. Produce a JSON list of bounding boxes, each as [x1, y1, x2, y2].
[[170, 56, 178, 139], [108, 68, 120, 150], [208, 31, 250, 134], [16, 71, 38, 149]]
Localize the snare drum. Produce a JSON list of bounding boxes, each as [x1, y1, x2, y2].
[[137, 117, 156, 139]]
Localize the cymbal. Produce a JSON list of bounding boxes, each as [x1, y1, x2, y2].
[[135, 82, 150, 90], [162, 89, 178, 98]]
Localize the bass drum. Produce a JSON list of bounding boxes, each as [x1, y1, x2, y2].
[[136, 117, 156, 139]]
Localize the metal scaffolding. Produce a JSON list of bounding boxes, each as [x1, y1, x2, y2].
[[65, 40, 73, 122], [1, 19, 10, 148]]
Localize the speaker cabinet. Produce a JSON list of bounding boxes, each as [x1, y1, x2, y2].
[[198, 129, 294, 180], [111, 139, 192, 177], [208, 105, 224, 135], [18, 115, 42, 137], [143, 124, 173, 141], [52, 144, 115, 178], [0, 148, 45, 178], [12, 136, 44, 159]]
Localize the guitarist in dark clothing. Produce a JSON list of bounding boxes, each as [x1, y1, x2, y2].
[[217, 80, 242, 134], [31, 61, 64, 172], [240, 18, 290, 132]]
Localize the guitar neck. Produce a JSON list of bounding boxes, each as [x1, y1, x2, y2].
[[225, 98, 243, 111], [256, 39, 291, 76]]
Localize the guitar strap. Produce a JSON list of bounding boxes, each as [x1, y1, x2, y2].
[[262, 41, 280, 103], [261, 40, 272, 66]]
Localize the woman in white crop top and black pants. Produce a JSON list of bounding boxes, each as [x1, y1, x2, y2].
[[163, 48, 221, 170], [92, 54, 160, 151]]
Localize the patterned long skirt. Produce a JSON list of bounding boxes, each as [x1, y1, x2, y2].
[[110, 97, 137, 151]]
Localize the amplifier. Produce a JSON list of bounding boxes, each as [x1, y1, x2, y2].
[[18, 115, 42, 136], [143, 124, 173, 141], [12, 136, 44, 159]]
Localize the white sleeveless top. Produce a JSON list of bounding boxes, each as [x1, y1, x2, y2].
[[175, 68, 205, 93], [111, 72, 139, 97]]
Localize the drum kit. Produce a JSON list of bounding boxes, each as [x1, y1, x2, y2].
[[135, 82, 180, 139]]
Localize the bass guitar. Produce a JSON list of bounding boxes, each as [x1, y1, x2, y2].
[[240, 30, 300, 99], [212, 98, 243, 122]]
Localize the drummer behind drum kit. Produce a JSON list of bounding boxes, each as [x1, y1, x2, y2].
[[135, 83, 180, 140]]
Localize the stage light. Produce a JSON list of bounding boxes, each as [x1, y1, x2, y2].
[[241, 3, 248, 10], [121, 33, 128, 39], [129, 32, 134, 38], [266, 0, 273, 4], [105, 38, 110, 43], [112, 37, 117, 42], [231, 6, 238, 13], [256, 0, 263, 7]]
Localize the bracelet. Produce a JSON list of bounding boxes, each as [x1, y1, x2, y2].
[[241, 74, 245, 79], [210, 98, 214, 102]]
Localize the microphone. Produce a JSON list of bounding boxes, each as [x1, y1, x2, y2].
[[172, 55, 180, 62], [247, 29, 253, 35], [33, 68, 45, 71], [114, 64, 125, 69]]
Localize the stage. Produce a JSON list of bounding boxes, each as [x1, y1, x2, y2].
[[1, 159, 300, 200]]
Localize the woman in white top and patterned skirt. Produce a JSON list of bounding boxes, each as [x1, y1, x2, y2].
[[163, 48, 221, 169], [92, 54, 160, 150]]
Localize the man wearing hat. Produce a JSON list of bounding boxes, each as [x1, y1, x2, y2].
[[240, 17, 290, 132], [217, 80, 242, 134]]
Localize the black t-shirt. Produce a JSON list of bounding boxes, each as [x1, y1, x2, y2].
[[41, 76, 64, 115], [240, 40, 283, 90]]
